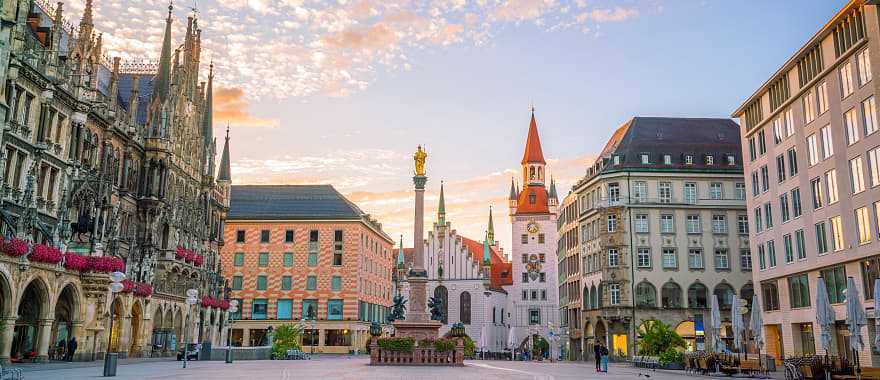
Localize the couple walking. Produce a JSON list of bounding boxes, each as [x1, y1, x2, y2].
[[593, 342, 609, 373]]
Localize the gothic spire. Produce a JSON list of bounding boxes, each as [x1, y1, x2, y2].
[[549, 176, 558, 200], [521, 107, 546, 165], [482, 231, 491, 266], [154, 3, 174, 102], [397, 235, 405, 269], [438, 181, 446, 225], [487, 206, 495, 243], [202, 62, 214, 145], [81, 0, 94, 27], [509, 177, 517, 200], [217, 125, 231, 181]]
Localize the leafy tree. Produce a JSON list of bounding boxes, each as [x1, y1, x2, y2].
[[271, 324, 303, 358], [638, 320, 685, 356]]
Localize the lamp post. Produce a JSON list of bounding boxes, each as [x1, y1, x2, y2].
[[103, 271, 126, 377], [225, 300, 239, 364], [183, 289, 198, 369]]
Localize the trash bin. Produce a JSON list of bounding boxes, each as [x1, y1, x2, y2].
[[103, 353, 118, 377]]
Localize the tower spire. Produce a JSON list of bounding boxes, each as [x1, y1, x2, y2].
[[549, 176, 558, 200], [202, 62, 214, 145], [482, 230, 491, 266], [217, 125, 231, 182], [397, 235, 405, 268], [487, 206, 495, 243], [522, 107, 546, 165], [509, 178, 517, 200], [154, 3, 174, 102], [437, 181, 446, 226]]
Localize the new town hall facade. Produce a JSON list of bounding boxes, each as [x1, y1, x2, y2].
[[0, 0, 232, 362], [398, 111, 560, 356]]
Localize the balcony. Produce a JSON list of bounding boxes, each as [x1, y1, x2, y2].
[[590, 196, 745, 209]]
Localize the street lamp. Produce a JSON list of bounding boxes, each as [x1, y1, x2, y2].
[[103, 271, 126, 377], [225, 300, 239, 364], [183, 289, 198, 369]]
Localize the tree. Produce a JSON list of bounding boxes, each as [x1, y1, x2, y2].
[[271, 324, 303, 358], [638, 320, 685, 356]]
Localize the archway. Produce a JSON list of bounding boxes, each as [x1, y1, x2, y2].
[[108, 297, 124, 353], [687, 282, 708, 308], [675, 321, 697, 351], [13, 278, 49, 360], [174, 308, 183, 349], [636, 281, 657, 308], [594, 319, 608, 348], [518, 334, 549, 359], [151, 306, 165, 354], [163, 308, 174, 353], [52, 284, 79, 361], [661, 281, 683, 308], [129, 301, 143, 357], [0, 271, 13, 359]]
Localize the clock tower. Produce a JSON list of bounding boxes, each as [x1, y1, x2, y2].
[[505, 108, 559, 354]]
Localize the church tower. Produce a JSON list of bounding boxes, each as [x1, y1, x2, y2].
[[505, 108, 559, 350]]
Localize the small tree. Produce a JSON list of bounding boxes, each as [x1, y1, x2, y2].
[[638, 320, 685, 356], [271, 324, 303, 358]]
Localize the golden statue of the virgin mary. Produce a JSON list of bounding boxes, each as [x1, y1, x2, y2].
[[414, 145, 427, 176]]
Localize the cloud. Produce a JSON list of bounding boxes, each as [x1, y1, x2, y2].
[[213, 87, 279, 128], [585, 7, 639, 22]]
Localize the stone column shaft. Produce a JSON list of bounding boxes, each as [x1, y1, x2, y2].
[[36, 318, 55, 362], [0, 317, 16, 364]]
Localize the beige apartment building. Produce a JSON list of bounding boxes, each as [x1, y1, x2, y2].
[[558, 191, 583, 359], [732, 0, 880, 366], [561, 117, 752, 360]]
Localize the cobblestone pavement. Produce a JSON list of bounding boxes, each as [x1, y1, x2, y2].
[[16, 356, 781, 380]]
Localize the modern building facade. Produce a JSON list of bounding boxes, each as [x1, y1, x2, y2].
[[557, 190, 582, 359], [733, 0, 880, 366], [0, 0, 230, 363], [221, 185, 394, 354], [565, 117, 752, 360]]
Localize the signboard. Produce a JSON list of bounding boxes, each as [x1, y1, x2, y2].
[[695, 319, 705, 337]]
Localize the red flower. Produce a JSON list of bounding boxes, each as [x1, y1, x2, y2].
[[193, 254, 204, 266], [63, 253, 88, 271], [185, 252, 195, 263], [134, 283, 153, 297], [30, 244, 63, 264], [176, 246, 187, 260], [121, 279, 135, 293], [2, 238, 29, 257], [83, 256, 126, 273]]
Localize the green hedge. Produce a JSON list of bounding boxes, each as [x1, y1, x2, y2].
[[377, 337, 415, 353]]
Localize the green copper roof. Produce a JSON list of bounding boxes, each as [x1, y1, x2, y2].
[[482, 231, 490, 266], [397, 235, 405, 268], [487, 206, 494, 243]]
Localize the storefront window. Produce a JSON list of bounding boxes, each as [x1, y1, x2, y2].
[[252, 299, 267, 320], [302, 329, 318, 347], [325, 329, 352, 346], [862, 257, 880, 299]]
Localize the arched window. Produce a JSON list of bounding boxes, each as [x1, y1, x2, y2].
[[500, 308, 505, 325], [583, 286, 590, 310], [434, 286, 448, 324], [714, 283, 735, 310], [688, 283, 708, 308], [460, 292, 471, 324], [597, 284, 604, 308], [591, 285, 599, 309], [662, 282, 682, 308], [636, 281, 657, 308]]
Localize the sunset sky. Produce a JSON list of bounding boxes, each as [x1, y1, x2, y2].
[[63, 0, 844, 253]]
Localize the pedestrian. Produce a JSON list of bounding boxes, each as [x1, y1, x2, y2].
[[593, 342, 602, 372], [66, 337, 78, 362], [600, 344, 609, 373]]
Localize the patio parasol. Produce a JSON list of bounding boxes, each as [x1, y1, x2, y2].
[[845, 277, 867, 380], [750, 294, 764, 370], [816, 277, 836, 380]]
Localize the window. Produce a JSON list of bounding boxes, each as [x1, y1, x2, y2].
[[740, 249, 752, 271], [236, 230, 246, 243], [256, 275, 267, 290], [845, 108, 860, 145], [281, 276, 292, 290], [706, 155, 715, 165], [758, 130, 767, 155], [252, 299, 268, 320], [780, 194, 790, 223], [712, 214, 727, 234], [539, 272, 546, 282], [331, 276, 342, 291], [538, 234, 545, 244], [634, 214, 648, 233], [851, 156, 866, 194], [787, 148, 799, 177], [783, 234, 794, 263], [301, 299, 318, 320], [258, 252, 269, 267], [817, 82, 829, 113], [686, 215, 701, 234], [608, 249, 619, 267], [260, 230, 270, 243], [285, 229, 294, 243], [807, 134, 819, 166], [804, 91, 817, 124], [660, 214, 674, 233], [868, 147, 880, 187], [710, 183, 723, 200], [758, 243, 766, 270], [825, 169, 839, 204], [841, 62, 855, 97], [856, 207, 871, 244], [609, 284, 621, 305], [876, 202, 880, 240], [664, 154, 672, 165], [521, 234, 528, 244], [811, 177, 824, 209], [830, 216, 844, 252], [796, 229, 807, 260], [820, 125, 834, 159], [662, 248, 677, 269], [688, 249, 704, 269], [522, 273, 528, 283], [761, 282, 780, 311], [714, 249, 729, 270], [754, 207, 763, 232], [792, 188, 803, 217], [686, 154, 694, 165], [816, 222, 829, 254], [283, 252, 293, 267], [761, 165, 770, 192], [277, 299, 293, 320], [608, 183, 620, 203], [767, 240, 777, 268], [234, 252, 244, 266], [460, 292, 471, 324], [232, 276, 243, 290], [612, 155, 621, 165], [735, 183, 746, 200], [541, 290, 547, 300], [636, 282, 657, 307], [607, 215, 617, 232], [737, 215, 749, 235], [521, 290, 527, 300], [306, 275, 317, 290], [659, 182, 672, 203], [751, 172, 760, 196], [308, 252, 318, 267], [862, 257, 880, 299], [785, 108, 795, 137], [529, 308, 541, 325], [858, 48, 872, 85], [308, 230, 319, 266], [788, 274, 811, 309], [748, 137, 757, 161], [773, 116, 784, 144], [688, 284, 708, 308], [640, 153, 650, 164], [632, 181, 647, 202], [637, 248, 651, 268], [333, 230, 343, 266], [776, 155, 786, 183], [683, 182, 696, 204], [864, 96, 879, 135], [764, 202, 774, 229], [328, 299, 344, 320], [821, 266, 847, 304]]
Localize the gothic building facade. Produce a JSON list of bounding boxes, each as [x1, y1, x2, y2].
[[0, 0, 231, 363]]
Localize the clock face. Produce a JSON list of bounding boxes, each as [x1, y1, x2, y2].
[[527, 221, 539, 234]]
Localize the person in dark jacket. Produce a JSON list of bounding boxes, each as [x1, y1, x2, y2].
[[594, 342, 602, 371], [66, 337, 78, 362]]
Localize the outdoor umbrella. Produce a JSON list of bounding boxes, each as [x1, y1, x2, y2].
[[750, 294, 764, 366], [506, 327, 517, 360], [710, 294, 724, 353], [816, 277, 836, 380], [874, 279, 880, 350], [731, 296, 744, 355], [478, 324, 489, 358], [845, 277, 868, 380]]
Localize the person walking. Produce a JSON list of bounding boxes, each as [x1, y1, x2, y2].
[[593, 342, 602, 372], [600, 344, 609, 373], [66, 337, 78, 362]]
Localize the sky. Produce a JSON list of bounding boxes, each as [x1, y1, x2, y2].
[[59, 0, 847, 254]]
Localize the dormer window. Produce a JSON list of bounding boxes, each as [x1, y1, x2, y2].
[[613, 155, 621, 165], [685, 155, 694, 165], [640, 154, 650, 164], [663, 154, 672, 165], [529, 192, 536, 204], [706, 155, 714, 165], [727, 155, 736, 165]]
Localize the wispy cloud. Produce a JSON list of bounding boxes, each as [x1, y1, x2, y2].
[[213, 87, 279, 128]]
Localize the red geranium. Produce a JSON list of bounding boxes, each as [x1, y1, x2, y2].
[[121, 279, 135, 293], [85, 256, 125, 273], [218, 300, 230, 310], [134, 282, 153, 297], [176, 246, 187, 260], [3, 238, 29, 257], [30, 244, 63, 264], [63, 252, 88, 271], [193, 254, 204, 266]]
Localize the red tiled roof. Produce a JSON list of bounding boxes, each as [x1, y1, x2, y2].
[[521, 112, 546, 165], [516, 185, 549, 214], [401, 237, 513, 288]]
